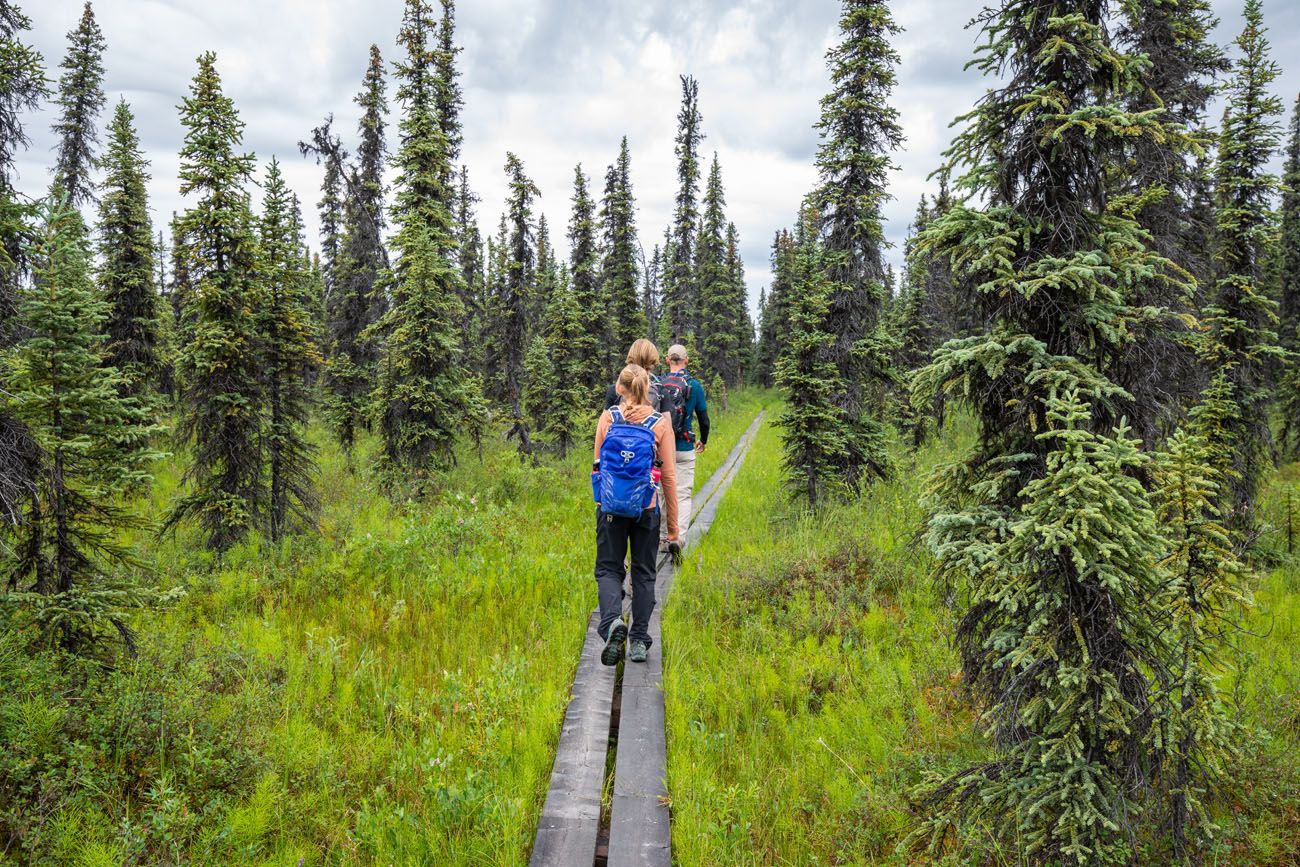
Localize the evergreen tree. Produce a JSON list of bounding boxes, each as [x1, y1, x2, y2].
[[165, 52, 265, 553], [909, 3, 1200, 860], [490, 152, 539, 450], [371, 0, 482, 479], [1201, 0, 1283, 528], [567, 163, 605, 393], [454, 165, 483, 341], [643, 242, 662, 347], [0, 0, 48, 526], [602, 137, 645, 368], [695, 153, 729, 381], [664, 75, 703, 342], [1278, 94, 1300, 343], [526, 264, 587, 458], [1152, 424, 1248, 860], [4, 200, 162, 651], [97, 99, 159, 401], [893, 196, 939, 444], [755, 229, 794, 388], [307, 119, 346, 308], [326, 45, 389, 455], [533, 213, 555, 328], [1115, 0, 1228, 443], [433, 0, 462, 192], [777, 205, 846, 508], [50, 1, 105, 210], [723, 221, 752, 383], [258, 160, 320, 540], [811, 0, 902, 492]]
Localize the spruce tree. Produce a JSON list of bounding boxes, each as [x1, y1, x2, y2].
[[4, 200, 162, 651], [664, 75, 703, 343], [371, 0, 482, 479], [811, 0, 902, 491], [1152, 424, 1248, 860], [723, 221, 752, 384], [755, 229, 794, 388], [909, 3, 1199, 860], [433, 0, 462, 193], [326, 45, 389, 455], [1278, 94, 1300, 344], [601, 137, 646, 368], [893, 196, 938, 444], [1201, 0, 1283, 528], [316, 126, 345, 306], [166, 52, 265, 553], [454, 165, 483, 340], [567, 164, 605, 392], [490, 152, 539, 450], [50, 1, 105, 210], [695, 153, 729, 382], [97, 99, 159, 401], [526, 263, 587, 458], [0, 0, 48, 526], [1115, 0, 1228, 443], [533, 213, 554, 328], [777, 205, 846, 508], [643, 242, 662, 347], [258, 160, 320, 540]]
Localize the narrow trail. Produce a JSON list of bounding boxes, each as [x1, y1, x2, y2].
[[530, 410, 767, 867]]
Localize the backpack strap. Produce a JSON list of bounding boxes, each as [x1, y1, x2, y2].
[[641, 412, 662, 430], [609, 406, 625, 426]]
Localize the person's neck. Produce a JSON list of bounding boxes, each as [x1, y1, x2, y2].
[[670, 365, 686, 374]]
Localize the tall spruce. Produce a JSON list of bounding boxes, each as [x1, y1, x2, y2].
[[97, 99, 159, 401], [601, 137, 645, 369], [490, 152, 539, 450], [665, 75, 703, 343], [695, 153, 730, 381], [258, 160, 320, 540], [723, 221, 752, 383], [643, 242, 662, 346], [909, 3, 1200, 861], [1278, 94, 1300, 343], [1202, 0, 1283, 528], [453, 165, 485, 370], [1115, 0, 1228, 443], [4, 200, 162, 651], [50, 1, 105, 210], [0, 0, 48, 526], [777, 205, 846, 507], [371, 0, 483, 478], [326, 45, 389, 455], [755, 229, 794, 388], [810, 0, 903, 491], [567, 164, 605, 393], [893, 195, 940, 445], [166, 52, 264, 553], [433, 0, 462, 192]]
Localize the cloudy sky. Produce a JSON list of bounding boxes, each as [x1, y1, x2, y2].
[[13, 0, 1300, 316]]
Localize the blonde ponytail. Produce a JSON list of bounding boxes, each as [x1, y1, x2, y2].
[[617, 364, 652, 408]]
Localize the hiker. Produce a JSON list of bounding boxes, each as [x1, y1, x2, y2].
[[592, 364, 679, 665], [604, 338, 661, 410], [659, 344, 709, 551]]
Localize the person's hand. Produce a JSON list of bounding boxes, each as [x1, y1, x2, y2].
[[695, 442, 706, 453]]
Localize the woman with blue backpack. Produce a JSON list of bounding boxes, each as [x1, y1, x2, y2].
[[591, 364, 679, 665]]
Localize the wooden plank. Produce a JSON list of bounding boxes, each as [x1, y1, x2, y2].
[[605, 411, 765, 866], [530, 611, 618, 867]]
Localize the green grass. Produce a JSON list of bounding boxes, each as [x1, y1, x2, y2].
[[0, 391, 765, 866], [664, 411, 1300, 865]]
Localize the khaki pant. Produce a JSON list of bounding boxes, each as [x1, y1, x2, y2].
[[662, 448, 695, 542]]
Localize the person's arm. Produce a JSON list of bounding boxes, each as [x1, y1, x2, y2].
[[604, 384, 619, 410], [694, 379, 710, 448], [655, 416, 679, 539]]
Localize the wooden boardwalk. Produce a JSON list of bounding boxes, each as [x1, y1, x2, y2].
[[531, 411, 766, 867]]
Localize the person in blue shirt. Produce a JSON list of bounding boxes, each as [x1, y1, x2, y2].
[[660, 344, 709, 551]]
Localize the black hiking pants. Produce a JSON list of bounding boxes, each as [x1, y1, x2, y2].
[[595, 507, 659, 647]]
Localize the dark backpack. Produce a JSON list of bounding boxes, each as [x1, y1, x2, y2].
[[596, 408, 662, 517], [658, 372, 693, 444]]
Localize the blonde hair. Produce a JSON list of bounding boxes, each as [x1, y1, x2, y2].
[[626, 338, 660, 371], [617, 364, 652, 408]]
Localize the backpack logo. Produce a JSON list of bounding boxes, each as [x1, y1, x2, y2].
[[620, 450, 636, 464]]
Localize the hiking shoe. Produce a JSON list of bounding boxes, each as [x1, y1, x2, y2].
[[601, 620, 628, 666], [628, 639, 650, 664]]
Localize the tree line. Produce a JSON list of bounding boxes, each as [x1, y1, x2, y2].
[[766, 0, 1300, 863]]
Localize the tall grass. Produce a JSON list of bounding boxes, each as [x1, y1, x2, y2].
[[0, 392, 764, 865], [664, 411, 1300, 865]]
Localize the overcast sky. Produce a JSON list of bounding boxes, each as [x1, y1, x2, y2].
[[13, 0, 1300, 317]]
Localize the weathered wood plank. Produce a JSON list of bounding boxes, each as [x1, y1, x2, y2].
[[530, 611, 617, 867]]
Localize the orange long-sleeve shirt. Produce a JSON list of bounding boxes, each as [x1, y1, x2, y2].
[[593, 402, 679, 540]]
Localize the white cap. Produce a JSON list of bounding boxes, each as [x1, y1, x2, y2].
[[667, 344, 688, 361]]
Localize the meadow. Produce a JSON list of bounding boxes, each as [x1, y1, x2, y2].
[[664, 410, 1300, 865], [0, 392, 762, 866]]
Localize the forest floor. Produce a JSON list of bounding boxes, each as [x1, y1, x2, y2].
[[2, 389, 1297, 865]]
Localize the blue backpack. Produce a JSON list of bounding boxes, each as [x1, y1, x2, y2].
[[596, 408, 661, 518]]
